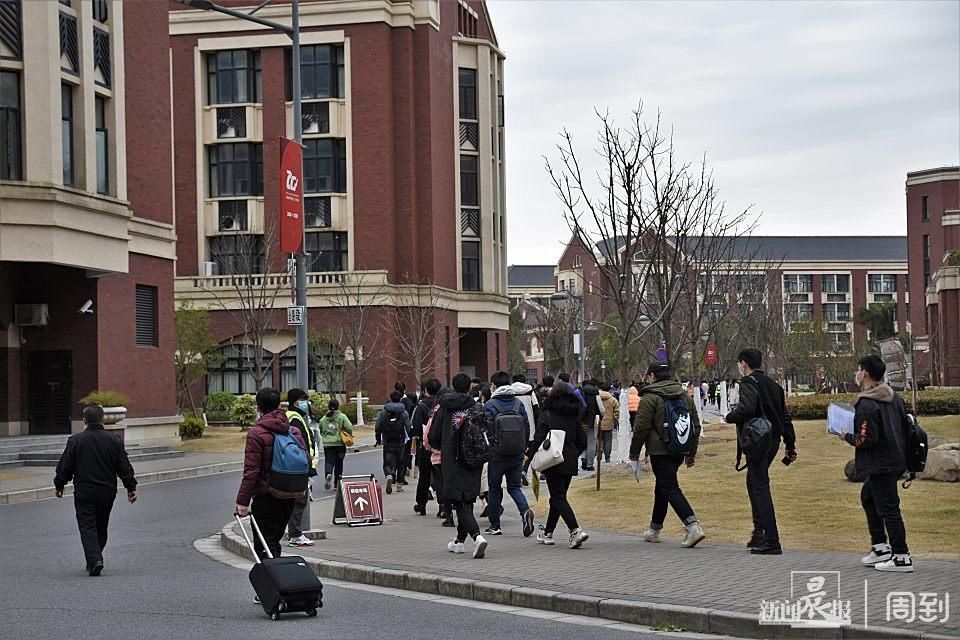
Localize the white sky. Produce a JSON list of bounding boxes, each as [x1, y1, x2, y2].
[[487, 0, 960, 265]]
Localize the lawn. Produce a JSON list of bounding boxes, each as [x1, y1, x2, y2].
[[567, 416, 960, 559], [175, 424, 375, 453]]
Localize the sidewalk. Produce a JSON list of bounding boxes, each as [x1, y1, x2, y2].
[[226, 470, 957, 639]]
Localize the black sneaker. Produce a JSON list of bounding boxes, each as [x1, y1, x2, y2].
[[746, 530, 764, 548], [89, 561, 104, 577], [484, 526, 503, 535], [414, 504, 425, 516], [442, 518, 455, 528], [750, 542, 783, 555], [522, 508, 535, 537]]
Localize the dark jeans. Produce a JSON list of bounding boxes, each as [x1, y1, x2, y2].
[[649, 455, 697, 528], [251, 493, 295, 560], [599, 429, 613, 462], [415, 453, 434, 508], [629, 412, 636, 430], [544, 473, 579, 534], [431, 464, 451, 517], [487, 455, 528, 528], [746, 445, 780, 544], [451, 498, 480, 542], [323, 446, 346, 484], [382, 443, 406, 482], [74, 488, 116, 570], [862, 472, 909, 554], [287, 493, 309, 537]]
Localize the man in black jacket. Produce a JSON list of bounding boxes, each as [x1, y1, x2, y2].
[[55, 405, 138, 576], [412, 378, 441, 516], [724, 348, 797, 555], [842, 355, 913, 572]]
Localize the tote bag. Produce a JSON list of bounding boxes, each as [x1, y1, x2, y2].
[[530, 429, 566, 473]]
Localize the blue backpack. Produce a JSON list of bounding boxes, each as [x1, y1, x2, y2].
[[660, 395, 694, 455], [268, 429, 310, 499]]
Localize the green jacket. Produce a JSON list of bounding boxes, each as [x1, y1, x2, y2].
[[319, 410, 353, 447], [629, 379, 701, 457]]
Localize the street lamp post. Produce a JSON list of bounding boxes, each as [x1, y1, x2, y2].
[[178, 0, 309, 390], [551, 290, 585, 382]]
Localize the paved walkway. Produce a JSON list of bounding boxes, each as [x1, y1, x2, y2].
[[294, 470, 957, 638]]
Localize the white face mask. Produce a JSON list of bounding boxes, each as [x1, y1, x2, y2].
[[856, 369, 865, 387]]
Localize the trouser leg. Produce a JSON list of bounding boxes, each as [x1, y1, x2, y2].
[[452, 499, 479, 541], [746, 448, 779, 543], [650, 455, 697, 525], [251, 494, 296, 560], [582, 428, 596, 465], [383, 445, 402, 479], [504, 460, 529, 514], [602, 431, 613, 461], [545, 474, 578, 533], [287, 493, 309, 537], [415, 455, 433, 507], [864, 472, 909, 554], [487, 458, 506, 527], [74, 489, 113, 569]]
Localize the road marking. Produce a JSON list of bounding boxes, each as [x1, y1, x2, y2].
[[193, 534, 742, 639]]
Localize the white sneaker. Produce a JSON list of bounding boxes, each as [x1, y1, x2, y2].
[[386, 475, 394, 494], [472, 535, 488, 559], [875, 555, 914, 573], [447, 540, 465, 554], [569, 528, 589, 549], [324, 474, 333, 491], [536, 525, 555, 545], [682, 522, 706, 548], [288, 534, 315, 547], [861, 544, 892, 566], [642, 529, 661, 543]]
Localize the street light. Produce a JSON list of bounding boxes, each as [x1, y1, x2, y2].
[[551, 290, 585, 382], [177, 0, 309, 391]]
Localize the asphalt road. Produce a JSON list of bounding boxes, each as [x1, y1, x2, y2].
[[0, 449, 719, 640]]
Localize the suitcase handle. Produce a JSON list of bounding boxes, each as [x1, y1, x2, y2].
[[234, 512, 274, 561]]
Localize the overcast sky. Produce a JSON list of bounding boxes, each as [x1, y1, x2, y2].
[[487, 0, 960, 265]]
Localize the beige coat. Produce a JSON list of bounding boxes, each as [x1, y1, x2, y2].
[[598, 390, 620, 430]]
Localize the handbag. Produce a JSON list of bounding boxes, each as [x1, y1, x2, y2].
[[338, 419, 355, 447], [530, 429, 566, 473]]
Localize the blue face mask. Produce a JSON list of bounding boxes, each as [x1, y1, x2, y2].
[[296, 400, 310, 412]]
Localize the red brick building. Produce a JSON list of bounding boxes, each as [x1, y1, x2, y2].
[[169, 0, 509, 399], [0, 0, 179, 441], [906, 167, 960, 386]]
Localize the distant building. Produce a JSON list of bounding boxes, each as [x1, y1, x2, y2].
[[906, 167, 960, 386]]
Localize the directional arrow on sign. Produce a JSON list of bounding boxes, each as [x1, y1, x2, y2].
[[354, 496, 369, 510]]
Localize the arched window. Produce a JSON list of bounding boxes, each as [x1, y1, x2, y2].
[[207, 344, 272, 394], [279, 341, 345, 394]]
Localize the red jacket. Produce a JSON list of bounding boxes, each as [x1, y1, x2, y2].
[[236, 410, 306, 505]]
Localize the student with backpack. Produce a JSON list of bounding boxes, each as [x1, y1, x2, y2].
[[235, 388, 309, 560], [724, 348, 797, 555], [427, 373, 490, 558], [284, 388, 318, 547], [840, 355, 918, 572], [629, 362, 706, 548], [412, 378, 442, 516], [375, 391, 412, 494], [579, 379, 604, 471], [482, 371, 535, 537]]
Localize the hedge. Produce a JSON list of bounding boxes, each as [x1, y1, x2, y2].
[[231, 394, 258, 430], [787, 388, 960, 420], [205, 391, 237, 413], [179, 416, 205, 439]]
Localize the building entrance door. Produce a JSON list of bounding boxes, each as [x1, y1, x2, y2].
[[28, 351, 73, 435]]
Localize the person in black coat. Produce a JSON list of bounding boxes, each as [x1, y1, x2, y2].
[[526, 382, 589, 549], [427, 372, 488, 558]]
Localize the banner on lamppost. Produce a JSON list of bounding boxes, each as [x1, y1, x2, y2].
[[279, 137, 304, 254], [705, 345, 718, 367]]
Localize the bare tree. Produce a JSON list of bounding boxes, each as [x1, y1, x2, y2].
[[546, 104, 762, 382], [325, 272, 387, 395], [386, 275, 446, 385], [202, 216, 288, 388], [308, 328, 346, 396], [529, 299, 577, 375]]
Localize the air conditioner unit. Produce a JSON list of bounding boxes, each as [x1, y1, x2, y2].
[[202, 261, 218, 277], [15, 304, 50, 327]]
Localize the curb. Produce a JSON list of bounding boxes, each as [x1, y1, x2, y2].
[[0, 443, 378, 506], [217, 523, 948, 640], [0, 461, 245, 506]]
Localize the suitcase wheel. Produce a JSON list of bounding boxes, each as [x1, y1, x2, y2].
[[270, 612, 280, 621], [277, 601, 288, 613], [306, 608, 317, 617]]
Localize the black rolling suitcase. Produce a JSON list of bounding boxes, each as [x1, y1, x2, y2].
[[235, 514, 324, 620]]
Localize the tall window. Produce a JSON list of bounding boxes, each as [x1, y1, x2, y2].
[[460, 155, 478, 206], [921, 195, 929, 221], [302, 138, 346, 193], [92, 0, 108, 23], [95, 96, 109, 194], [1, 70, 21, 180], [820, 274, 849, 293], [783, 274, 813, 294], [823, 303, 850, 323], [300, 44, 344, 99], [867, 274, 897, 293], [135, 285, 158, 347], [207, 50, 261, 105], [458, 68, 477, 120], [61, 84, 74, 186], [923, 235, 931, 287], [209, 234, 265, 275], [206, 344, 271, 395], [208, 143, 263, 197], [305, 231, 348, 272], [462, 241, 481, 291]]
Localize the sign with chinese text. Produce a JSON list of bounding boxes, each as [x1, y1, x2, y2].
[[279, 137, 303, 254]]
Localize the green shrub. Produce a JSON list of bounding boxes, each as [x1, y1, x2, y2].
[[78, 390, 129, 407], [308, 391, 332, 418], [179, 416, 205, 439], [231, 394, 258, 430], [347, 402, 381, 426], [204, 391, 237, 413], [786, 388, 960, 420]]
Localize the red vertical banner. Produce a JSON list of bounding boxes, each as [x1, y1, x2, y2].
[[705, 345, 718, 367], [279, 137, 304, 254]]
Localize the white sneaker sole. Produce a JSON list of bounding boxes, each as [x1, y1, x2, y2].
[[537, 538, 555, 546], [642, 536, 661, 543], [473, 539, 488, 559], [861, 555, 892, 566], [683, 533, 706, 548], [570, 532, 589, 549], [875, 563, 914, 573]]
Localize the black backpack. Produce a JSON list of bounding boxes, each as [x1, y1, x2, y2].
[[660, 395, 694, 455], [453, 405, 494, 469], [902, 412, 928, 488], [736, 378, 773, 471], [493, 398, 527, 457], [383, 409, 406, 445]]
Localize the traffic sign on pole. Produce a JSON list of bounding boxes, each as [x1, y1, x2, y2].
[[287, 306, 304, 326]]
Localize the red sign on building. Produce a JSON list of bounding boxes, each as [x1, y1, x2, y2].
[[279, 137, 303, 254], [705, 345, 718, 367]]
